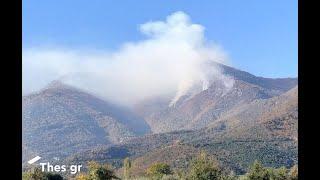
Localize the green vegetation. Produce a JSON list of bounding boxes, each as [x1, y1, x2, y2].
[[146, 162, 173, 179], [187, 151, 222, 180], [67, 132, 297, 175], [241, 160, 298, 180], [22, 167, 63, 180], [75, 161, 120, 180], [23, 158, 298, 180]]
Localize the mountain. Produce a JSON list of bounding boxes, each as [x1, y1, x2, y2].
[[63, 64, 298, 174], [220, 64, 297, 94], [23, 63, 297, 174], [65, 86, 297, 174], [207, 85, 298, 141], [134, 63, 297, 133], [22, 81, 150, 164]]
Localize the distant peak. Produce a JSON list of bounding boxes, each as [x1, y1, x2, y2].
[[42, 80, 79, 92], [45, 80, 67, 89], [42, 80, 90, 95]]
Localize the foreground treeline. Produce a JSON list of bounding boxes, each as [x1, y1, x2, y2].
[[22, 152, 298, 180]]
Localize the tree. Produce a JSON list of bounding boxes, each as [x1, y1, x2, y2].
[[187, 151, 223, 180], [273, 166, 288, 180], [22, 172, 33, 180], [146, 162, 172, 179], [245, 160, 269, 180], [243, 161, 298, 180], [30, 168, 47, 180], [265, 166, 288, 180], [288, 165, 298, 180], [75, 161, 119, 180], [123, 157, 132, 179], [24, 167, 64, 180], [86, 161, 120, 180]]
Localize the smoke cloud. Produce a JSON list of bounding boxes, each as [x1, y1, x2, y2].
[[23, 11, 233, 106]]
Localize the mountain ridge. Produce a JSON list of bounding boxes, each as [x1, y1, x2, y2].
[[22, 81, 150, 164], [23, 62, 297, 173], [134, 63, 297, 133]]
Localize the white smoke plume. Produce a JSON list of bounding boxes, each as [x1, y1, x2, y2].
[[23, 11, 233, 107]]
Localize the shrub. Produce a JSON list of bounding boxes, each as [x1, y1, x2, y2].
[[160, 174, 180, 180], [243, 160, 297, 180], [245, 160, 270, 180], [268, 166, 288, 180], [89, 161, 120, 180], [23, 167, 64, 180], [75, 173, 89, 180], [187, 151, 223, 180], [146, 162, 172, 179], [75, 161, 119, 180]]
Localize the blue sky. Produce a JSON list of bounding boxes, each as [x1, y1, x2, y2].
[[23, 0, 297, 78]]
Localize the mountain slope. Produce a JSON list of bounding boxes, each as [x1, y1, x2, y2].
[[207, 85, 298, 140], [134, 63, 297, 133], [65, 86, 297, 174], [23, 63, 297, 174], [22, 81, 150, 163], [220, 63, 297, 94]]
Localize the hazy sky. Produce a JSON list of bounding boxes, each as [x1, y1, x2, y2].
[[23, 0, 297, 78], [23, 11, 234, 106]]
